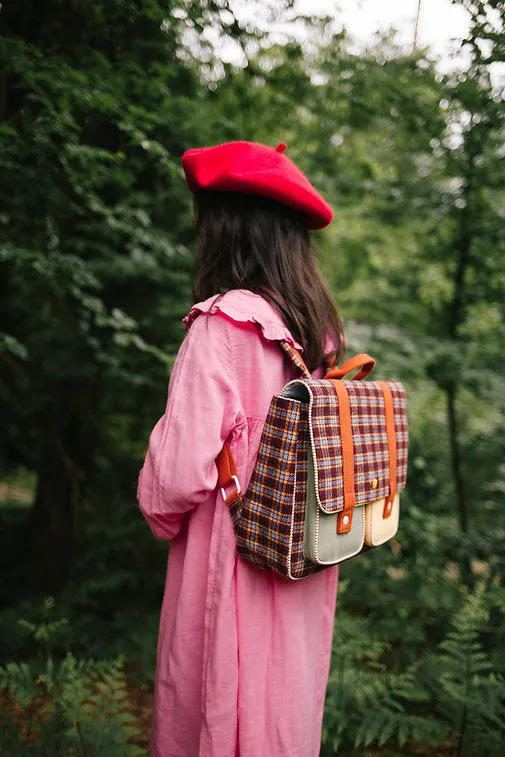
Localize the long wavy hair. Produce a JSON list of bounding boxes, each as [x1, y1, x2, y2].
[[193, 190, 344, 371]]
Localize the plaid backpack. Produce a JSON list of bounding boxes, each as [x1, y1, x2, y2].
[[217, 341, 408, 580]]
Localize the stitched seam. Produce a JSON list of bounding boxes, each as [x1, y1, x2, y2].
[[223, 319, 247, 434], [224, 317, 237, 386], [187, 299, 303, 349]]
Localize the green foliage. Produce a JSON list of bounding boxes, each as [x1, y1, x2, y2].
[[0, 600, 145, 755], [0, 655, 144, 756], [322, 582, 448, 755], [322, 584, 505, 755], [423, 588, 505, 755], [1, 0, 505, 753]]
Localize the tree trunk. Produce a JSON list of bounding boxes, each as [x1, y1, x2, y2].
[[446, 383, 467, 534], [30, 380, 98, 589], [445, 154, 473, 535]]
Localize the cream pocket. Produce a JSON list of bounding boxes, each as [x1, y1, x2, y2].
[[364, 493, 400, 547]]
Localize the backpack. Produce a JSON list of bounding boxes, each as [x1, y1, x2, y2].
[[217, 341, 408, 580]]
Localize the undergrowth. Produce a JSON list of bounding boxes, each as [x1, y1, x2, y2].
[[0, 599, 145, 755]]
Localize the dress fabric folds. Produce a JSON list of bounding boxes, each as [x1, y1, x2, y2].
[[138, 289, 339, 757]]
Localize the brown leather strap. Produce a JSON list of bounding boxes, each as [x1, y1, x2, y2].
[[331, 380, 356, 534], [216, 443, 241, 505], [325, 353, 375, 381], [378, 381, 397, 519]]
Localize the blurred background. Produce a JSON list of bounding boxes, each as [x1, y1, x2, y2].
[[1, 0, 504, 754]]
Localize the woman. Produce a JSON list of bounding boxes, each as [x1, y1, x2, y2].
[[138, 140, 343, 757]]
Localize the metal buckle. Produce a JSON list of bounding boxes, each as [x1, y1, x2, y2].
[[220, 475, 241, 503]]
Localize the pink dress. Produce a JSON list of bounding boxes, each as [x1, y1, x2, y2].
[[138, 289, 339, 757]]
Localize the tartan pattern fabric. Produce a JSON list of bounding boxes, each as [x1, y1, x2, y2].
[[231, 376, 408, 579], [289, 412, 320, 579], [234, 395, 320, 579], [390, 384, 408, 488], [308, 379, 408, 513], [234, 396, 304, 575], [279, 340, 311, 379], [279, 339, 339, 376]]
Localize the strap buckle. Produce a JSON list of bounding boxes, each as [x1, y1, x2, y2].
[[220, 475, 241, 504]]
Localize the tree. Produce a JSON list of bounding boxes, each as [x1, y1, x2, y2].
[[0, 0, 215, 584]]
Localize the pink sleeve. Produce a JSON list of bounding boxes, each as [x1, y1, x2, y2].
[[137, 314, 243, 540]]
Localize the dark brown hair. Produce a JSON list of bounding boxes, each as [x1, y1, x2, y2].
[[194, 191, 344, 371]]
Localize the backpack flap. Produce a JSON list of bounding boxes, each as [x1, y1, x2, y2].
[[282, 378, 408, 566]]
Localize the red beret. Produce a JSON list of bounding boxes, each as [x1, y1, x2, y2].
[[181, 141, 333, 230]]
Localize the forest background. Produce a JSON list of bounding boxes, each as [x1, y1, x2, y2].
[[1, 0, 505, 754]]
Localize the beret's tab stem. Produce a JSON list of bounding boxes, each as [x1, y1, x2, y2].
[[275, 142, 287, 153]]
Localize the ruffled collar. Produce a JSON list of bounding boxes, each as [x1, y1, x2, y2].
[[183, 289, 303, 351]]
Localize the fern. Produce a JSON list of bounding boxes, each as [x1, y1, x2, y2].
[[322, 582, 392, 754], [321, 584, 446, 753], [0, 661, 38, 707], [353, 667, 447, 750], [323, 583, 449, 755], [0, 650, 146, 755], [0, 655, 146, 755], [44, 655, 145, 756], [427, 586, 505, 757]]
